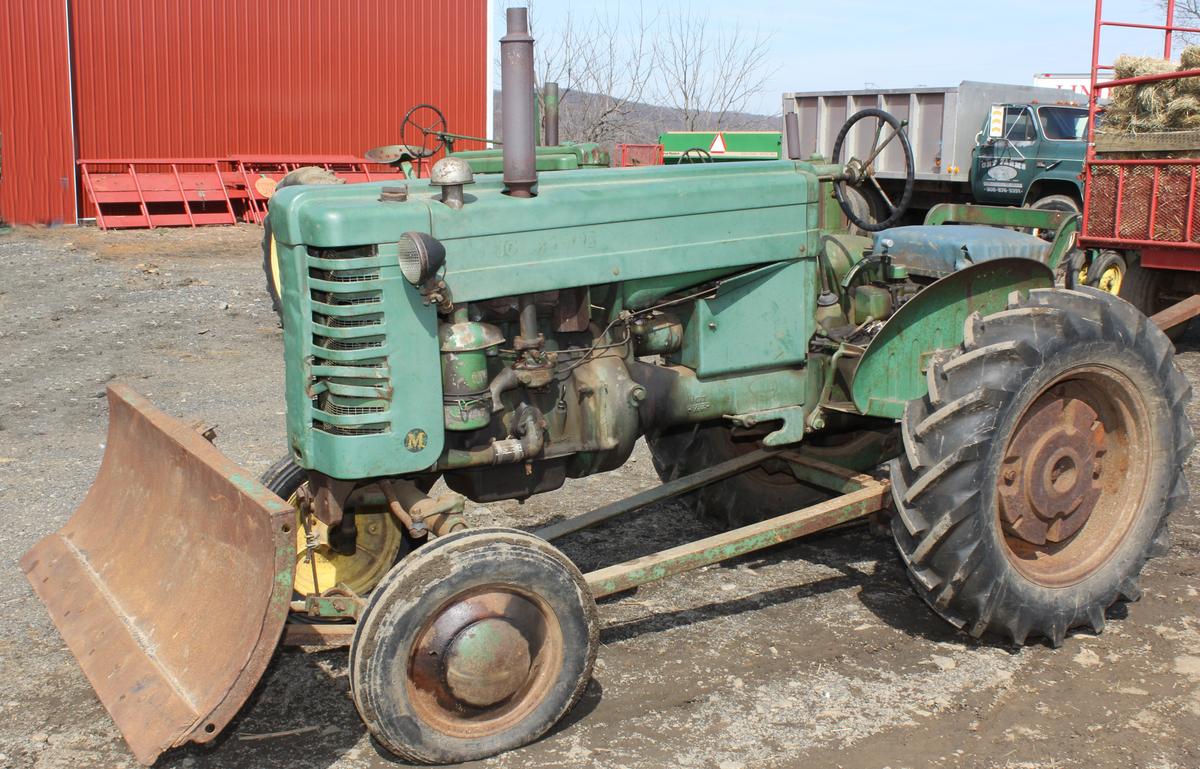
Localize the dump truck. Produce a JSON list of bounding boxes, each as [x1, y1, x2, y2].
[[783, 81, 1089, 220], [22, 8, 1193, 766]]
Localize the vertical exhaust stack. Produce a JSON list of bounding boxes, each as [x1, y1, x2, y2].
[[544, 81, 560, 146], [784, 112, 801, 160], [501, 7, 537, 198]]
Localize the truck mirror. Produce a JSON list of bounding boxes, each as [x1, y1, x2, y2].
[[988, 105, 1005, 139]]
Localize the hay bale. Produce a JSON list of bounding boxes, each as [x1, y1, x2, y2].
[[1107, 54, 1179, 134], [1101, 49, 1200, 142], [1180, 45, 1200, 71], [1113, 53, 1175, 79], [1178, 46, 1200, 96], [1166, 94, 1200, 126]]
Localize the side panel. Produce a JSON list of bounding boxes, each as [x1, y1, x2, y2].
[[68, 0, 488, 216], [0, 0, 76, 224], [679, 260, 815, 377]]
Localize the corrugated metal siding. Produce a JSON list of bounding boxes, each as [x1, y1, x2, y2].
[[0, 0, 77, 224], [2, 0, 487, 224], [70, 0, 488, 159]]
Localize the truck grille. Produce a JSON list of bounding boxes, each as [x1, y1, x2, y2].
[[307, 245, 392, 437]]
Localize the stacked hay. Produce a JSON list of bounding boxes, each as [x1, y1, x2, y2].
[[1104, 47, 1200, 133]]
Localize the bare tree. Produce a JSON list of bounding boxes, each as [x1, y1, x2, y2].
[[1160, 1, 1200, 45], [652, 7, 776, 130], [526, 2, 655, 144], [494, 2, 777, 147]]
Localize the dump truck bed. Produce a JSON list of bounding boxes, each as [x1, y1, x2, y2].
[[782, 81, 1086, 183]]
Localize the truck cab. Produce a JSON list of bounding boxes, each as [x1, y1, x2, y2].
[[970, 102, 1088, 211]]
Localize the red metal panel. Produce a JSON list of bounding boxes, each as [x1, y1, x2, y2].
[[0, 0, 76, 224], [69, 2, 487, 196]]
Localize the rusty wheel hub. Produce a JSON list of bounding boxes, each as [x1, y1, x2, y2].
[[444, 618, 532, 707], [998, 386, 1106, 545], [995, 368, 1149, 587], [407, 588, 560, 735]]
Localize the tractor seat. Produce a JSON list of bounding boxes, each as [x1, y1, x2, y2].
[[873, 225, 1051, 278]]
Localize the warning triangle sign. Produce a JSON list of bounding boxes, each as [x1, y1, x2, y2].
[[708, 133, 727, 154]]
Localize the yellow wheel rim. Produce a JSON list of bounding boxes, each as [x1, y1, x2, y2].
[[1077, 264, 1089, 285], [288, 488, 404, 597], [269, 235, 282, 300], [1097, 265, 1123, 295]]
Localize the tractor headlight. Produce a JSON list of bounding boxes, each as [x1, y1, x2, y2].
[[398, 232, 446, 285]]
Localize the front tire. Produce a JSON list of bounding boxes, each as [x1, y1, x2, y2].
[[350, 528, 598, 764], [261, 455, 408, 599], [890, 287, 1191, 646]]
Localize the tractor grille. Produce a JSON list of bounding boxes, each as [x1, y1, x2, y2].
[[307, 245, 392, 437]]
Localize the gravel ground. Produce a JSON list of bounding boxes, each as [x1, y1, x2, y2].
[[0, 224, 1198, 769]]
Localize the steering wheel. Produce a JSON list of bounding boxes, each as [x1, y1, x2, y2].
[[831, 108, 914, 232], [401, 104, 448, 159], [680, 147, 713, 164]]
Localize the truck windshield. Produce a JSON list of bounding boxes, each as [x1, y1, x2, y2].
[[1038, 107, 1088, 140]]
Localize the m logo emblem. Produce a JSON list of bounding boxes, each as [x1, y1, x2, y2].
[[404, 429, 428, 452]]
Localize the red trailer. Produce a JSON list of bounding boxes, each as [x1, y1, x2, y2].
[[1081, 0, 1200, 334]]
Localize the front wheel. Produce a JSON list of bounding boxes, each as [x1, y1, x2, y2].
[[890, 287, 1192, 646], [261, 455, 409, 599], [350, 528, 598, 764]]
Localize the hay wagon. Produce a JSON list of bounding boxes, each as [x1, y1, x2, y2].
[[1080, 0, 1200, 333]]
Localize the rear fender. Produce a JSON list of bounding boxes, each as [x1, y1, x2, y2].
[[849, 258, 1054, 419]]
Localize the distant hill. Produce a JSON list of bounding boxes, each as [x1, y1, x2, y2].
[[492, 89, 781, 150]]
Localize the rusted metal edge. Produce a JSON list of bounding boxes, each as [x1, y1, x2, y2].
[[20, 384, 295, 765], [584, 481, 889, 599], [282, 621, 356, 646]]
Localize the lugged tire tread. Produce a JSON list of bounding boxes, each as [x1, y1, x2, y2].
[[890, 286, 1190, 646], [910, 491, 978, 565]]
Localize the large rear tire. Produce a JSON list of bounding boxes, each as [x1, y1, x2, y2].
[[890, 287, 1192, 646]]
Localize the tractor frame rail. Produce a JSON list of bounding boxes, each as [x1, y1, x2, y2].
[[282, 451, 890, 646]]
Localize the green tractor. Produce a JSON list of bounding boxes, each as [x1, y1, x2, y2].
[[23, 9, 1192, 766]]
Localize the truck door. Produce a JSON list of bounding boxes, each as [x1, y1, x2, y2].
[[971, 105, 1038, 205]]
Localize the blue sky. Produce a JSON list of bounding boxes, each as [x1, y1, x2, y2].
[[504, 0, 1184, 114]]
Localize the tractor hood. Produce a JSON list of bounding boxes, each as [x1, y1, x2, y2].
[[269, 159, 822, 302]]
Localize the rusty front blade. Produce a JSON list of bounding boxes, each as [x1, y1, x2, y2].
[[19, 384, 295, 765]]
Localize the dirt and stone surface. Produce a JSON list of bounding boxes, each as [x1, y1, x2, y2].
[[0, 225, 1198, 769]]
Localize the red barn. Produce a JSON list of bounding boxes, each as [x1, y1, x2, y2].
[[0, 0, 490, 225]]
